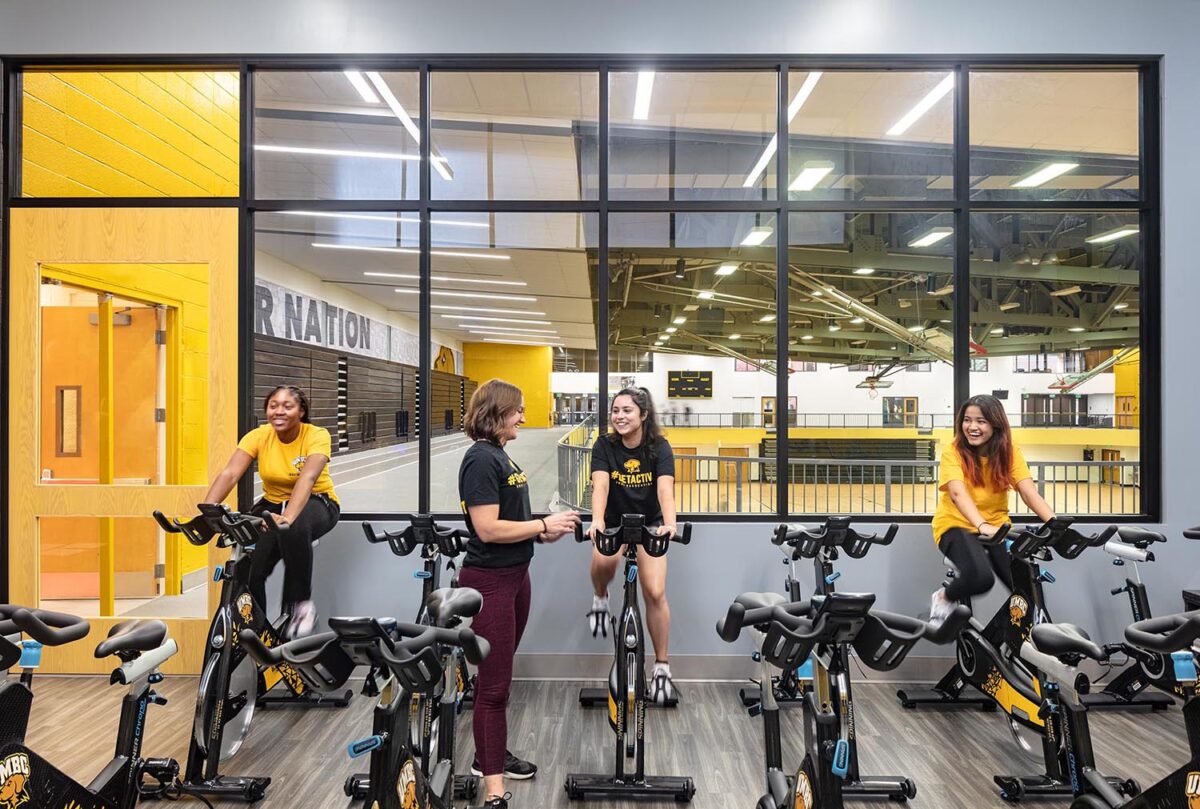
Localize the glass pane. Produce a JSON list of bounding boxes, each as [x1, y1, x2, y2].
[[609, 71, 777, 201], [968, 211, 1141, 515], [787, 212, 955, 515], [39, 516, 207, 617], [22, 70, 239, 197], [606, 212, 778, 514], [39, 285, 165, 485], [431, 71, 599, 200], [786, 70, 954, 201], [253, 210, 423, 512], [970, 71, 1140, 201], [424, 212, 598, 512], [254, 71, 420, 200]]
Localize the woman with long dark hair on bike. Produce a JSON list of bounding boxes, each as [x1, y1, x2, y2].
[[201, 384, 340, 639], [586, 387, 680, 704], [929, 394, 1055, 624], [458, 379, 580, 809]]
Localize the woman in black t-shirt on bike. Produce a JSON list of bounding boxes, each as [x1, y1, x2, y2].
[[586, 387, 679, 704], [458, 379, 580, 809]]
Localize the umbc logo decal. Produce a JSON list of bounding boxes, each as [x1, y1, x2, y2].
[[1009, 595, 1029, 626], [0, 752, 31, 809], [397, 758, 421, 808], [623, 459, 641, 473], [792, 768, 813, 809], [1185, 769, 1200, 808], [236, 593, 254, 622]]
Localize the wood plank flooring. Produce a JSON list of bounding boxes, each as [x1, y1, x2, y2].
[[19, 676, 1187, 808]]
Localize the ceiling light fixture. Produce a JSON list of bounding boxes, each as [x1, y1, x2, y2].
[[990, 327, 1005, 335], [313, 242, 510, 260], [1085, 226, 1140, 244], [999, 301, 1021, 312], [829, 324, 841, 332], [1068, 327, 1087, 333], [850, 317, 865, 324], [854, 267, 875, 276], [255, 143, 421, 161], [907, 324, 926, 333], [365, 271, 525, 286], [1113, 302, 1130, 311], [908, 227, 954, 248], [480, 338, 562, 346], [742, 71, 823, 187], [281, 210, 488, 228], [673, 316, 687, 325], [440, 315, 552, 325], [633, 71, 655, 120], [343, 70, 381, 104], [716, 263, 739, 276], [431, 304, 544, 315], [365, 71, 453, 181], [1012, 162, 1079, 188], [927, 283, 954, 297], [665, 327, 678, 334], [741, 226, 774, 247], [759, 314, 776, 322], [788, 160, 835, 192], [466, 327, 559, 336], [887, 73, 954, 136], [801, 335, 815, 341], [1049, 285, 1082, 297], [697, 291, 716, 300], [729, 333, 741, 340], [394, 288, 535, 302]]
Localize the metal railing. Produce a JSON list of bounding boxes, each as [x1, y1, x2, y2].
[[555, 447, 1142, 517], [646, 411, 1135, 430]]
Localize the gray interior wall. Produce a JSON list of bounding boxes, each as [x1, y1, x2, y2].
[[5, 0, 1200, 671]]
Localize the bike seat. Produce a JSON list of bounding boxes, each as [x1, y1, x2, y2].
[[735, 592, 788, 611], [426, 588, 482, 626], [95, 619, 168, 658], [1030, 623, 1105, 661], [1116, 526, 1166, 548]]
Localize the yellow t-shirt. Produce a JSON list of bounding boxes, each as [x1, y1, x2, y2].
[[236, 423, 339, 505], [931, 444, 1031, 541]]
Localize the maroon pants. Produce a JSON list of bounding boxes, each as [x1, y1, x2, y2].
[[457, 562, 531, 776]]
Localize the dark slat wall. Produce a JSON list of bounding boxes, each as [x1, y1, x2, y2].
[[254, 334, 471, 453]]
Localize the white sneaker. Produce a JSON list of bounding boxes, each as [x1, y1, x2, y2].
[[289, 600, 317, 639], [588, 595, 611, 639], [929, 589, 956, 627], [651, 661, 675, 705]]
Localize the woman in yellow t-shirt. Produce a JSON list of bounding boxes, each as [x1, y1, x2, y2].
[[201, 384, 340, 638], [929, 394, 1055, 625]]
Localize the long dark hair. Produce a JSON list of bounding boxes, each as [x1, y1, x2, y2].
[[954, 394, 1015, 492], [263, 384, 311, 424], [606, 387, 663, 450]]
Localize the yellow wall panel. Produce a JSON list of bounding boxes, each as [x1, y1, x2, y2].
[[463, 343, 554, 429], [22, 71, 239, 198]]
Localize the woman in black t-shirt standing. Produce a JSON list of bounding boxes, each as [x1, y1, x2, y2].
[[586, 387, 678, 704], [458, 379, 580, 809]]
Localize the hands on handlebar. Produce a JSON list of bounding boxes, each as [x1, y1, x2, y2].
[[576, 514, 692, 558]]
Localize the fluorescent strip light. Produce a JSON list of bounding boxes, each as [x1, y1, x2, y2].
[[673, 316, 687, 325], [999, 301, 1021, 312], [665, 327, 678, 334], [715, 263, 739, 276], [1067, 327, 1087, 333], [365, 271, 526, 287], [854, 268, 876, 276], [313, 242, 510, 260], [741, 226, 773, 246], [801, 335, 814, 342], [828, 324, 841, 332], [431, 304, 544, 315], [1085, 226, 1140, 244], [1113, 302, 1130, 311], [255, 144, 421, 161], [908, 227, 954, 248], [742, 71, 822, 187], [281, 210, 488, 229], [344, 70, 381, 104], [729, 334, 741, 340], [1012, 162, 1078, 188], [811, 290, 823, 297], [887, 73, 954, 136], [990, 327, 1005, 335], [850, 317, 865, 325], [365, 71, 453, 182], [927, 283, 954, 297], [481, 338, 561, 346], [759, 314, 776, 322], [441, 314, 551, 325], [466, 327, 558, 336], [697, 291, 715, 300], [394, 288, 535, 302], [633, 71, 655, 120], [788, 160, 834, 192], [1049, 285, 1082, 297]]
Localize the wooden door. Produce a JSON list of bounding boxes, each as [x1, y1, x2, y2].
[[761, 397, 775, 430], [718, 447, 750, 483], [1116, 396, 1137, 429], [1102, 449, 1122, 484], [673, 446, 697, 483]]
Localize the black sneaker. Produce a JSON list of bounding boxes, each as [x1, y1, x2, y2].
[[471, 751, 537, 780], [469, 792, 512, 809]]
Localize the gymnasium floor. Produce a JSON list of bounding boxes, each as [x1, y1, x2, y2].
[[22, 676, 1185, 808]]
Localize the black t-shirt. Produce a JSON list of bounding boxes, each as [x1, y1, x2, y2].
[[590, 435, 676, 527], [459, 440, 535, 568]]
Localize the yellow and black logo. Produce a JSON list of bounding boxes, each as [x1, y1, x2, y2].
[[291, 454, 308, 472], [0, 751, 31, 809], [611, 457, 653, 488], [793, 769, 814, 809], [623, 459, 641, 474], [397, 757, 421, 809], [236, 593, 254, 623], [1185, 770, 1200, 808], [982, 669, 1003, 697], [505, 470, 529, 488], [1009, 595, 1029, 626]]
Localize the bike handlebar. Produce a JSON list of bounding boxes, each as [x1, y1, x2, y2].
[[0, 606, 91, 647], [153, 503, 284, 549], [1124, 611, 1200, 655], [362, 515, 470, 559], [574, 514, 692, 558], [1184, 525, 1200, 540], [1006, 517, 1116, 560], [772, 516, 899, 560]]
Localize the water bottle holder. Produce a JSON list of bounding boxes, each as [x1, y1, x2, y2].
[[761, 623, 816, 671], [851, 615, 921, 672]]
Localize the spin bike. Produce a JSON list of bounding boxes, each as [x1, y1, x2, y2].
[[739, 517, 898, 709], [361, 516, 479, 803], [154, 503, 353, 802], [718, 590, 970, 809], [240, 587, 488, 809], [896, 518, 1127, 802], [565, 514, 696, 802], [0, 605, 180, 809]]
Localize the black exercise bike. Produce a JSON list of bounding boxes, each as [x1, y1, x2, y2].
[[718, 590, 969, 809], [154, 503, 352, 802], [0, 605, 181, 809], [240, 588, 488, 809], [565, 514, 696, 802]]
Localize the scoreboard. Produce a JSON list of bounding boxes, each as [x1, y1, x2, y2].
[[667, 370, 713, 399]]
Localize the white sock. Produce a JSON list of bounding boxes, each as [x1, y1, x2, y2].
[[592, 595, 609, 612]]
